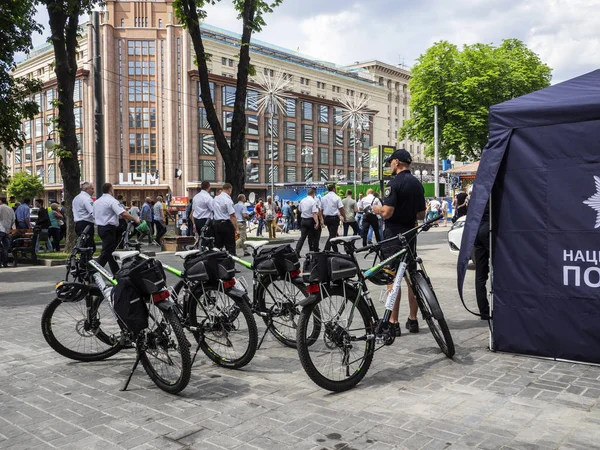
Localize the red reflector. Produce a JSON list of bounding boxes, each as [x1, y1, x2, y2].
[[152, 289, 170, 303], [290, 269, 301, 279], [223, 279, 236, 289], [306, 284, 320, 293]]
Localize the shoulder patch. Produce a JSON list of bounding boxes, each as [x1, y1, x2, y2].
[[384, 187, 391, 197]]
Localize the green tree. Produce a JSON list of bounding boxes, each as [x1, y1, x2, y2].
[[400, 39, 552, 161], [38, 0, 97, 251], [7, 171, 44, 201], [175, 0, 283, 198], [0, 0, 43, 190]]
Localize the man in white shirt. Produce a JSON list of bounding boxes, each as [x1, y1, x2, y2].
[[192, 180, 213, 238], [295, 188, 320, 256], [361, 189, 382, 246], [94, 183, 141, 274], [428, 196, 441, 223], [153, 195, 167, 244], [321, 184, 345, 252], [73, 182, 96, 250], [441, 198, 449, 227], [234, 194, 250, 256], [212, 183, 237, 254]]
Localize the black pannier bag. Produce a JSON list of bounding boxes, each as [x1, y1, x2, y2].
[[255, 244, 300, 276], [183, 255, 210, 282], [183, 249, 235, 282], [112, 281, 149, 335], [302, 253, 357, 284], [116, 258, 167, 295]]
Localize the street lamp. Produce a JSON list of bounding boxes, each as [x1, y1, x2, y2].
[[301, 146, 313, 183], [45, 127, 56, 150]]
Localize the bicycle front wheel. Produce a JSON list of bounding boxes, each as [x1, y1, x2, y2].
[[412, 271, 455, 358], [188, 286, 258, 369], [138, 306, 191, 394], [41, 296, 124, 362], [296, 284, 375, 392]]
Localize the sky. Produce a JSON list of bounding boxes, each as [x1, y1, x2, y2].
[[27, 0, 600, 83]]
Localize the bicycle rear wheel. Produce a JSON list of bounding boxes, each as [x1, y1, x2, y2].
[[41, 296, 124, 362], [296, 284, 375, 392], [138, 306, 191, 394], [188, 286, 258, 369], [412, 271, 455, 358]]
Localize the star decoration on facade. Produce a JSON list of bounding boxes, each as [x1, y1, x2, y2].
[[339, 93, 371, 134], [256, 70, 294, 116], [583, 176, 600, 229]]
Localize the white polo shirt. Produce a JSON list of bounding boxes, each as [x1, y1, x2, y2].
[[233, 201, 247, 222], [213, 192, 235, 220], [192, 190, 213, 219], [299, 196, 319, 219], [321, 192, 344, 217], [93, 194, 125, 227], [73, 190, 94, 223]]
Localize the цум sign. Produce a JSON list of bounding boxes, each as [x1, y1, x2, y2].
[[118, 173, 160, 186]]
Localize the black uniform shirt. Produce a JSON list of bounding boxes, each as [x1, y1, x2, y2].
[[383, 170, 426, 229]]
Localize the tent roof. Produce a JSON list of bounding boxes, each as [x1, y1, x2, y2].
[[444, 161, 479, 175], [490, 69, 600, 133]]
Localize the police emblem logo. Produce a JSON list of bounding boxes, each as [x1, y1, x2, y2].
[[384, 188, 391, 197]]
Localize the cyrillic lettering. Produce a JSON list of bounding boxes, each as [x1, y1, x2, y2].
[[575, 251, 585, 262], [564, 250, 574, 261], [563, 266, 581, 287], [586, 251, 598, 265], [584, 267, 600, 288]]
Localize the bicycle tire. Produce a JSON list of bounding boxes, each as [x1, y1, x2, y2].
[[188, 286, 258, 369], [138, 307, 191, 394], [412, 271, 455, 358], [296, 284, 375, 392], [41, 296, 124, 362], [258, 278, 321, 348]]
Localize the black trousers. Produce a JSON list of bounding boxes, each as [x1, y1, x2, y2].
[[323, 216, 340, 252], [362, 214, 381, 246], [194, 218, 214, 247], [75, 220, 96, 252], [343, 221, 359, 237], [474, 220, 490, 318], [154, 221, 166, 242], [296, 218, 318, 255], [214, 220, 236, 254], [97, 225, 119, 274]]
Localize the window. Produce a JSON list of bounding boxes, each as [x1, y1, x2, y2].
[[246, 90, 258, 111], [34, 93, 42, 109], [334, 107, 343, 125], [266, 118, 278, 137], [285, 143, 296, 162], [334, 149, 343, 166], [263, 68, 274, 77], [247, 163, 259, 183], [316, 81, 325, 89], [228, 59, 234, 67], [267, 165, 278, 183], [128, 61, 156, 76], [74, 79, 82, 102], [318, 105, 328, 123], [362, 134, 371, 149], [320, 168, 329, 181], [23, 121, 31, 139], [221, 57, 227, 65], [14, 148, 21, 164], [129, 107, 156, 128], [128, 40, 155, 55], [267, 142, 279, 160], [285, 166, 297, 183], [285, 121, 296, 140], [48, 163, 56, 183], [199, 134, 215, 155], [36, 142, 43, 161], [222, 85, 236, 107], [25, 144, 32, 162], [302, 167, 313, 182], [74, 107, 82, 129], [285, 98, 296, 117], [46, 90, 55, 110], [348, 151, 355, 167], [335, 129, 344, 146], [302, 124, 313, 142], [246, 115, 259, 135], [128, 80, 156, 101], [198, 107, 210, 129], [246, 140, 259, 159], [47, 141, 54, 159], [362, 151, 369, 168], [76, 133, 83, 155], [35, 118, 43, 138], [222, 111, 233, 132], [198, 82, 215, 102], [302, 102, 313, 120], [200, 160, 216, 181], [318, 127, 329, 145], [318, 147, 328, 165], [301, 148, 313, 164], [348, 130, 356, 148]]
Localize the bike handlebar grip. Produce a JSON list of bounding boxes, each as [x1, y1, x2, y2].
[[356, 244, 373, 254], [82, 225, 92, 235]]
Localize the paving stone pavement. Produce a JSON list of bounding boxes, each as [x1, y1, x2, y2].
[[1, 227, 599, 449]]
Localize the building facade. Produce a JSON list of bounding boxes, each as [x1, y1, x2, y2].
[[10, 0, 428, 204]]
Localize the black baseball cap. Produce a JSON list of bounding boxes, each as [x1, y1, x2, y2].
[[384, 148, 412, 165]]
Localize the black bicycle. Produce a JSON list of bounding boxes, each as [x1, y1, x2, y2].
[[296, 217, 455, 392]]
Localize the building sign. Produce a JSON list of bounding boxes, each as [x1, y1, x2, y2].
[[170, 196, 188, 207], [369, 146, 396, 181], [118, 172, 160, 186], [382, 146, 395, 180], [369, 147, 379, 180]]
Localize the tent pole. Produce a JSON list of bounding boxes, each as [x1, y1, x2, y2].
[[488, 194, 494, 351], [434, 105, 439, 197]]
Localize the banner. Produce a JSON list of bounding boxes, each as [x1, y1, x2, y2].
[[382, 146, 395, 179], [369, 147, 379, 180]]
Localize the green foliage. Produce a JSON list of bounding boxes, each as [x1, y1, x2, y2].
[[7, 171, 44, 200], [400, 39, 552, 161]]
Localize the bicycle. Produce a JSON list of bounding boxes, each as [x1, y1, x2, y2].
[[41, 225, 192, 394], [295, 216, 455, 392]]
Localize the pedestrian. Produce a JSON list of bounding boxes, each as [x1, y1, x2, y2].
[[356, 192, 364, 234], [441, 198, 449, 227], [153, 195, 167, 245], [341, 190, 359, 237], [428, 196, 441, 223], [0, 196, 16, 267], [455, 189, 468, 219], [295, 202, 301, 231], [361, 189, 382, 246], [140, 197, 153, 244], [474, 201, 490, 320], [254, 199, 265, 237], [185, 198, 194, 236], [8, 196, 16, 210], [34, 199, 51, 252], [282, 200, 293, 233], [192, 181, 214, 242], [93, 183, 140, 274], [73, 182, 96, 250], [48, 203, 63, 252], [234, 194, 250, 256], [128, 200, 140, 220], [59, 201, 67, 241], [372, 149, 426, 335], [15, 198, 31, 230], [295, 189, 320, 256], [265, 196, 277, 239], [321, 184, 345, 252], [212, 183, 237, 254]]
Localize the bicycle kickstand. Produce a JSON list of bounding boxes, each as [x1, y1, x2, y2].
[[191, 340, 203, 367], [121, 353, 142, 391], [257, 315, 273, 350]]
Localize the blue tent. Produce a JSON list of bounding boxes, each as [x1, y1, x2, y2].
[[458, 69, 600, 363]]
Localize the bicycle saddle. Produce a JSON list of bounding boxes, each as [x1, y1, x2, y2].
[[113, 251, 140, 262], [330, 236, 361, 244], [175, 249, 201, 259], [244, 240, 270, 250]]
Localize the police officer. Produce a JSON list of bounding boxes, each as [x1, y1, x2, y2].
[[94, 183, 141, 274], [372, 149, 426, 336], [73, 182, 96, 250], [192, 181, 213, 238], [321, 184, 345, 252], [295, 188, 320, 256], [212, 183, 237, 254]]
